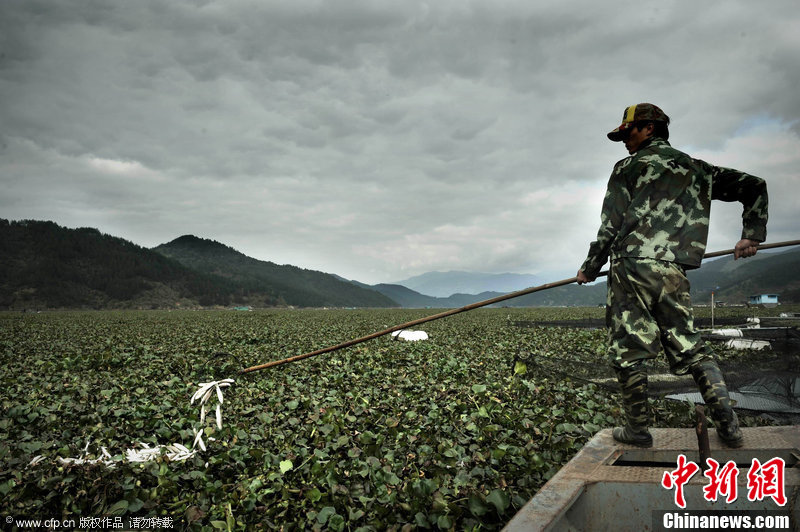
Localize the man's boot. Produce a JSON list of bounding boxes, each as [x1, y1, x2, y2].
[[613, 366, 653, 447], [690, 359, 744, 448]]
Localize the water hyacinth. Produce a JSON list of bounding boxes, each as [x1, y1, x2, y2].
[[4, 307, 788, 529], [25, 377, 235, 468]]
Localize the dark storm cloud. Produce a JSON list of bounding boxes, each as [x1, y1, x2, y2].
[[1, 0, 798, 283]]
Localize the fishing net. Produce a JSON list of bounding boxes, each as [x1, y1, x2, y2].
[[512, 316, 800, 423]]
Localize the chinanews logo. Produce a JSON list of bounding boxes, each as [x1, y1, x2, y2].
[[661, 454, 787, 508], [655, 454, 792, 531]]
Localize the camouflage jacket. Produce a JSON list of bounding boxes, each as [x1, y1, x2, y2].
[[581, 138, 768, 278]]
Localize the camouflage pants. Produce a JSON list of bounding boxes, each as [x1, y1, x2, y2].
[[606, 257, 713, 375]]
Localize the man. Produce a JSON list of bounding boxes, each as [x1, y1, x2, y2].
[[577, 103, 768, 448]]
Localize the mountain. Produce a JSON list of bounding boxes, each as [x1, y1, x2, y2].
[[346, 277, 607, 308], [0, 219, 240, 309], [393, 271, 541, 297], [375, 247, 800, 308], [349, 281, 441, 308], [501, 282, 608, 307], [153, 235, 397, 309], [0, 220, 396, 310], [2, 218, 797, 310], [351, 281, 509, 308], [685, 247, 800, 304]]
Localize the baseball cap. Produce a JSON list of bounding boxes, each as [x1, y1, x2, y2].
[[607, 103, 669, 141]]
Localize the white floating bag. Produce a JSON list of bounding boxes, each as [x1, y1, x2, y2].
[[711, 329, 743, 337], [391, 329, 429, 342], [724, 338, 771, 350]]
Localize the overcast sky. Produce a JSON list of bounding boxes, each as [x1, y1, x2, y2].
[[2, 1, 799, 285]]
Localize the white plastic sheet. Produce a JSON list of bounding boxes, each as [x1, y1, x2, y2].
[[391, 329, 429, 341]]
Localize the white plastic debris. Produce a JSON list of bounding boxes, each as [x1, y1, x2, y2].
[[28, 377, 235, 468], [712, 329, 744, 337], [27, 455, 46, 468], [724, 338, 771, 350], [125, 442, 197, 463], [391, 329, 429, 342], [56, 445, 116, 468]]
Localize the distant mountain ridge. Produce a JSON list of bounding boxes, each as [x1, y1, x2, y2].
[[375, 248, 800, 307], [2, 218, 798, 310], [392, 270, 542, 297], [153, 235, 396, 309], [0, 220, 395, 309]]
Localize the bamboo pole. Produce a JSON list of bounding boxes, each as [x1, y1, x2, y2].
[[239, 239, 800, 374]]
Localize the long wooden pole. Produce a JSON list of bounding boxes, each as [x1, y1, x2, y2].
[[239, 239, 800, 374]]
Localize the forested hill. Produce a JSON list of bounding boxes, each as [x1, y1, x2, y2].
[[0, 220, 396, 310], [153, 235, 397, 308], [686, 247, 800, 304], [3, 219, 797, 310], [0, 219, 242, 309]]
